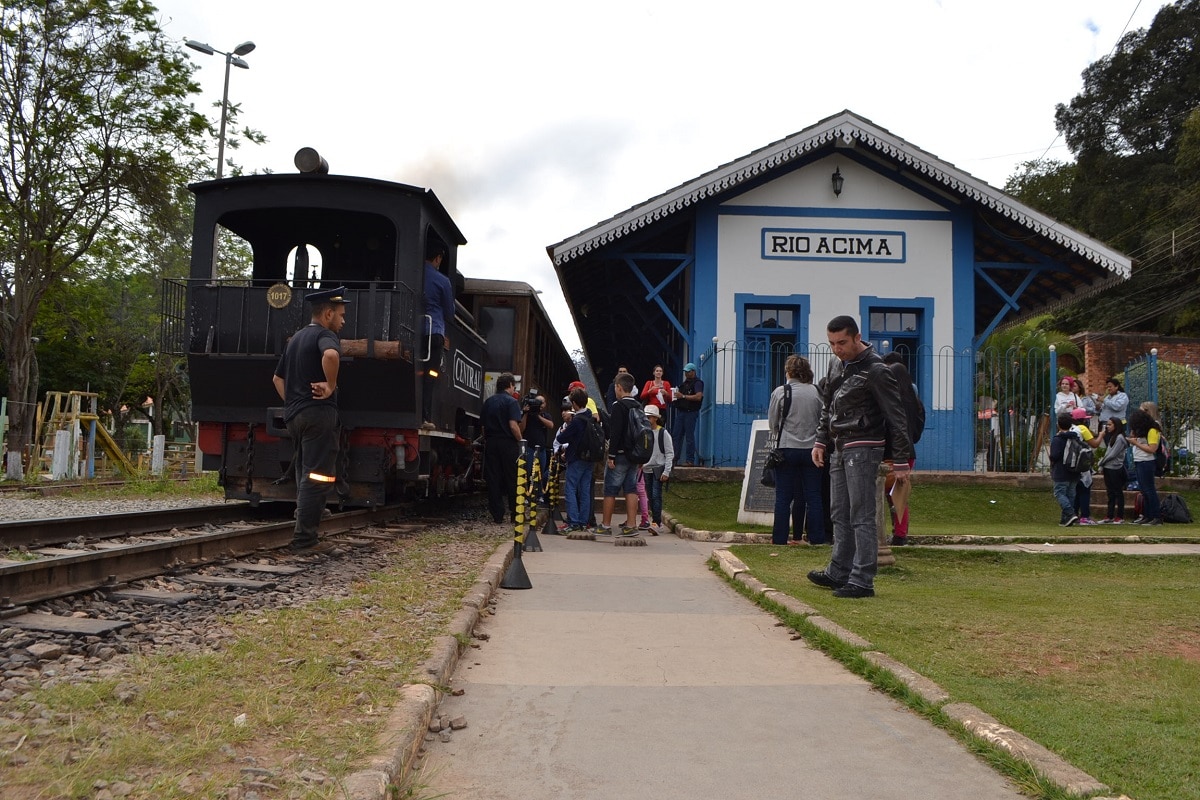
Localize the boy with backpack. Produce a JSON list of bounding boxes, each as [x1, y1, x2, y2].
[[1050, 413, 1086, 527], [600, 372, 648, 537]]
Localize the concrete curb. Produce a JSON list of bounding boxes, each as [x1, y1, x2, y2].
[[342, 539, 514, 800], [704, 544, 1112, 799]]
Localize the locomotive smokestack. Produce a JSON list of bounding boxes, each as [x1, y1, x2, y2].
[[294, 147, 329, 174]]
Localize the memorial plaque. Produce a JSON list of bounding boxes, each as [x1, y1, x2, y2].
[[738, 420, 776, 525]]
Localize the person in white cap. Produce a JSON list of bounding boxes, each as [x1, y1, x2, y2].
[[642, 404, 674, 532]]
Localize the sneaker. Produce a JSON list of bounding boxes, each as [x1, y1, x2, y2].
[[832, 583, 875, 599], [1061, 515, 1079, 527], [618, 526, 640, 538], [1098, 518, 1113, 524], [1145, 518, 1162, 526], [1132, 516, 1146, 525], [890, 535, 908, 546], [1079, 517, 1097, 525], [1113, 518, 1124, 524], [593, 526, 613, 537], [807, 570, 846, 590], [637, 520, 651, 530]]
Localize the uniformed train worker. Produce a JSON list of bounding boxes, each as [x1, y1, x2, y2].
[[272, 286, 349, 551]]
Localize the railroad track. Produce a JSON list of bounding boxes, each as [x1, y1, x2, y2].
[[0, 503, 417, 612]]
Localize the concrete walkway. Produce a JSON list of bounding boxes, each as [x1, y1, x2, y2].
[[414, 531, 1031, 800]]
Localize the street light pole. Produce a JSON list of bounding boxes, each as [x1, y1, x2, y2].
[[185, 39, 255, 278], [185, 39, 255, 179]]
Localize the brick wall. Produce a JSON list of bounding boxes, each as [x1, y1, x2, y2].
[[1072, 331, 1200, 395]]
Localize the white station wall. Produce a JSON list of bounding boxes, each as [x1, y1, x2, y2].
[[711, 157, 959, 406]]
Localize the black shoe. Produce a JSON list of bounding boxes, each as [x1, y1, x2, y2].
[[807, 570, 846, 590], [890, 535, 908, 546], [289, 540, 336, 554], [833, 583, 875, 599]]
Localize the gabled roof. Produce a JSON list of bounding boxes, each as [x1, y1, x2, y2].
[[547, 110, 1131, 279]]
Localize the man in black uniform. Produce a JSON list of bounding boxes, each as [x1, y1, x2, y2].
[[272, 287, 349, 551], [482, 373, 523, 524]]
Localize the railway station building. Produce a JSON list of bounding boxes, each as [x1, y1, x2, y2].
[[548, 110, 1132, 470]]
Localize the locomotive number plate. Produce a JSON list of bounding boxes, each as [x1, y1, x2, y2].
[[266, 283, 293, 309]]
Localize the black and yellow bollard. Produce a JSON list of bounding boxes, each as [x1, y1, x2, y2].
[[519, 443, 542, 552], [501, 442, 533, 589], [545, 452, 566, 523]]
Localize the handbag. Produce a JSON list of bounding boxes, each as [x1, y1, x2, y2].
[[759, 385, 791, 487], [760, 461, 777, 487]]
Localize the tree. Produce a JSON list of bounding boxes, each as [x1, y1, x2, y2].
[[1006, 0, 1200, 338], [976, 318, 1081, 472], [0, 0, 207, 470]]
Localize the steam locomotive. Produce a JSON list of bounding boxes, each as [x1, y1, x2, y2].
[[163, 149, 576, 507]]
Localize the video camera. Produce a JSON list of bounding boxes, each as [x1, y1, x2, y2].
[[522, 389, 544, 413]]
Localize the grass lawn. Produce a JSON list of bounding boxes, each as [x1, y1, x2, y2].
[[666, 480, 1200, 800], [665, 479, 1200, 538]]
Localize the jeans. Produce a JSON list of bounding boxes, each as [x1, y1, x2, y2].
[[565, 459, 594, 527], [420, 333, 444, 423], [772, 448, 825, 544], [1074, 476, 1092, 519], [1052, 480, 1077, 522], [1135, 460, 1160, 520], [826, 445, 884, 590], [287, 405, 340, 545], [645, 467, 665, 524], [672, 408, 699, 464]]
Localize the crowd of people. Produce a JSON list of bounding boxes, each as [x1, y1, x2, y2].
[[1050, 373, 1165, 527], [481, 364, 695, 539]]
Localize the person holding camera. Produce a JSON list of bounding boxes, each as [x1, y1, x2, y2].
[[520, 390, 555, 502], [768, 354, 825, 546]]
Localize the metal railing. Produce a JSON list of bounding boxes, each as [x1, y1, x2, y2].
[[692, 340, 1200, 475]]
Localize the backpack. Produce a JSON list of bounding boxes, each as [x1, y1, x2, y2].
[[1062, 431, 1093, 473], [1161, 493, 1193, 523], [576, 414, 607, 463], [904, 384, 926, 444], [1154, 435, 1171, 477], [625, 401, 654, 465]]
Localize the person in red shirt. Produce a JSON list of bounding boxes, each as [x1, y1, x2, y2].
[[641, 364, 672, 428]]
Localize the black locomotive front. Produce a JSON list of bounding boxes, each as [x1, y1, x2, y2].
[[169, 152, 485, 506]]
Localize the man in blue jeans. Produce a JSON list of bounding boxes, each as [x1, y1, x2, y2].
[[808, 316, 913, 598], [671, 363, 704, 465]]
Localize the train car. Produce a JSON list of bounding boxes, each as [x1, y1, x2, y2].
[[460, 278, 579, 405], [162, 149, 578, 507]]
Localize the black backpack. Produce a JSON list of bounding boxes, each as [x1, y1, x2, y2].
[[904, 386, 926, 444], [1154, 436, 1171, 477], [625, 401, 654, 465], [1161, 493, 1192, 523], [576, 414, 607, 463], [1062, 431, 1093, 473]]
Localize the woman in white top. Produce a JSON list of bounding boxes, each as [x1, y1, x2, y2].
[[767, 355, 825, 545], [1053, 376, 1081, 416]]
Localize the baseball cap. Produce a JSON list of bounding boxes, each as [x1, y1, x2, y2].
[[1070, 407, 1091, 420], [568, 380, 585, 391], [684, 362, 697, 372]]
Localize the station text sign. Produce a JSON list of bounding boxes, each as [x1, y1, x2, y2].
[[762, 228, 906, 263]]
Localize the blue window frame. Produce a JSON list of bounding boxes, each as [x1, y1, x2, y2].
[[860, 297, 934, 398]]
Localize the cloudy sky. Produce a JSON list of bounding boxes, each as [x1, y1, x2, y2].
[[154, 0, 1169, 354]]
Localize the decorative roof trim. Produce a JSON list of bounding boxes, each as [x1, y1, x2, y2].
[[547, 111, 1131, 279]]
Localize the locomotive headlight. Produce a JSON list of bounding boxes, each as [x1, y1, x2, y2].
[[308, 472, 336, 483], [428, 368, 440, 378]]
